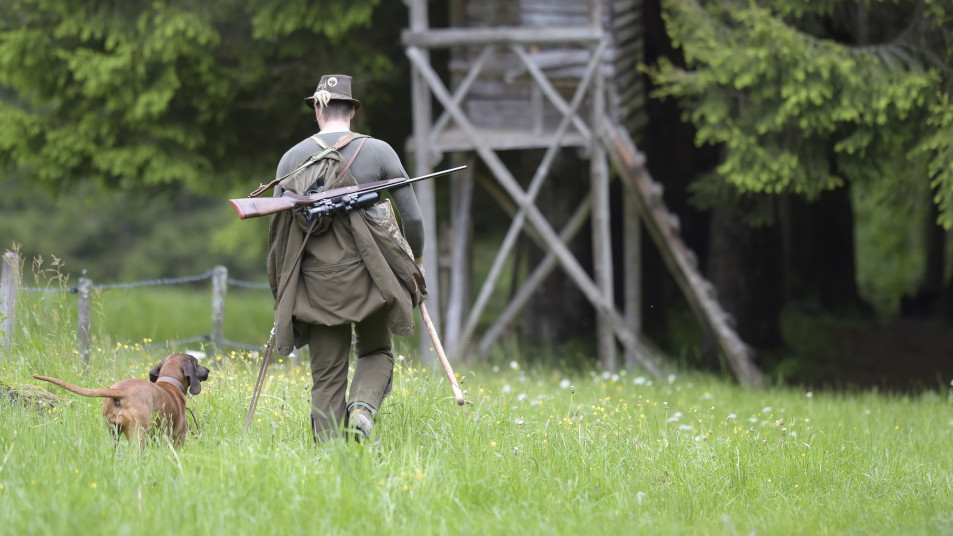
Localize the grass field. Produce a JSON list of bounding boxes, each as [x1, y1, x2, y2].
[[2, 285, 953, 534]]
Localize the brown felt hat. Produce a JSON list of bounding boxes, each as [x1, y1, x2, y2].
[[304, 74, 361, 110]]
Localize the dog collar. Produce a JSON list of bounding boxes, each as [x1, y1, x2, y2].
[[156, 376, 186, 394]]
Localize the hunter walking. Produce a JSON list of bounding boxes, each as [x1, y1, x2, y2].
[[267, 74, 427, 444]]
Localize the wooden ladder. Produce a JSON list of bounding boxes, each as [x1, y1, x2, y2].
[[600, 118, 764, 387]]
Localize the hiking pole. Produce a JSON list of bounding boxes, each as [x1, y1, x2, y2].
[[419, 301, 466, 405]]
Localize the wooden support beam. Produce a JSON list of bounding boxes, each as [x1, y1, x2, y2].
[[599, 118, 764, 386], [402, 26, 603, 48], [623, 187, 642, 369], [478, 194, 593, 354], [428, 128, 587, 153], [408, 0, 440, 362], [452, 38, 608, 358], [589, 40, 616, 371], [407, 46, 662, 379], [443, 155, 475, 354]]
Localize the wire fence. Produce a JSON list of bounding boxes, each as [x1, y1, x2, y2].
[[1, 252, 272, 360], [19, 271, 236, 292]]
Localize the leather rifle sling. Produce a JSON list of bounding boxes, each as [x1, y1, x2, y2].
[[248, 132, 360, 198], [245, 133, 369, 430]]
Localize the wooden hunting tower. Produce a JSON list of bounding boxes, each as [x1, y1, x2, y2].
[[402, 0, 763, 385]]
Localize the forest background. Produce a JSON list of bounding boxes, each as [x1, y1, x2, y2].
[[1, 0, 951, 389]]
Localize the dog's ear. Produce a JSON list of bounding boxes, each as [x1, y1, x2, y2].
[[184, 359, 202, 395], [149, 359, 166, 382], [197, 363, 210, 382]]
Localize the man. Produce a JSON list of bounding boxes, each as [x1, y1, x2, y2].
[[267, 74, 426, 443]]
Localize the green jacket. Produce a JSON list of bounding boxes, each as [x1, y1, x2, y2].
[[267, 200, 427, 355]]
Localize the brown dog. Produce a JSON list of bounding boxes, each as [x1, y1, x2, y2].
[[34, 353, 210, 447]]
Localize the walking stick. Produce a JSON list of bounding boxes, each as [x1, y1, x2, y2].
[[246, 217, 319, 431], [419, 301, 466, 405], [244, 327, 276, 431]]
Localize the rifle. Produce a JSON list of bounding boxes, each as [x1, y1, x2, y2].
[[229, 165, 467, 219]]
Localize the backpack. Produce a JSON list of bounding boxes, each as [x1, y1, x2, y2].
[[254, 133, 368, 234]]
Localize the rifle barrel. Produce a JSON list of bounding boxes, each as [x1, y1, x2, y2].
[[229, 165, 467, 219]]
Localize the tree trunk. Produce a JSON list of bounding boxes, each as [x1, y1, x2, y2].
[[707, 201, 783, 350], [902, 189, 947, 317], [784, 185, 867, 313]]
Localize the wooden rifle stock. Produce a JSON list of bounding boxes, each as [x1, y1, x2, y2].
[[230, 165, 467, 219]]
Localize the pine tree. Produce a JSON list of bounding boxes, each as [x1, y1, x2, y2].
[[648, 0, 953, 227], [0, 0, 390, 195]]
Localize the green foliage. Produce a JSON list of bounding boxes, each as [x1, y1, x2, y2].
[[852, 177, 930, 316], [0, 176, 267, 281], [0, 0, 418, 281], [913, 92, 953, 228], [0, 0, 388, 195], [647, 0, 953, 227]]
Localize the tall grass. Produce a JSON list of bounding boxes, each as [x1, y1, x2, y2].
[[14, 276, 275, 354], [2, 286, 952, 535]]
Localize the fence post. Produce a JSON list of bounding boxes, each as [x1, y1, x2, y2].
[[211, 265, 227, 357], [1, 252, 20, 356], [77, 270, 91, 364]]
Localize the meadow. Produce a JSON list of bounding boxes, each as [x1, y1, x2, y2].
[[1, 284, 952, 535]]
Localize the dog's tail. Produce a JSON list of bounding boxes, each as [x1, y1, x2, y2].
[[33, 375, 124, 400]]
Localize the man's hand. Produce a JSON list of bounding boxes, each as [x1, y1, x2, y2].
[[415, 257, 425, 277]]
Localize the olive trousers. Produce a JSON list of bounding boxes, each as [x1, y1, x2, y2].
[[305, 306, 394, 440]]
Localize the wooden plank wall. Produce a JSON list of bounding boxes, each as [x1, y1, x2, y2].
[[608, 0, 647, 134], [447, 0, 645, 136]]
